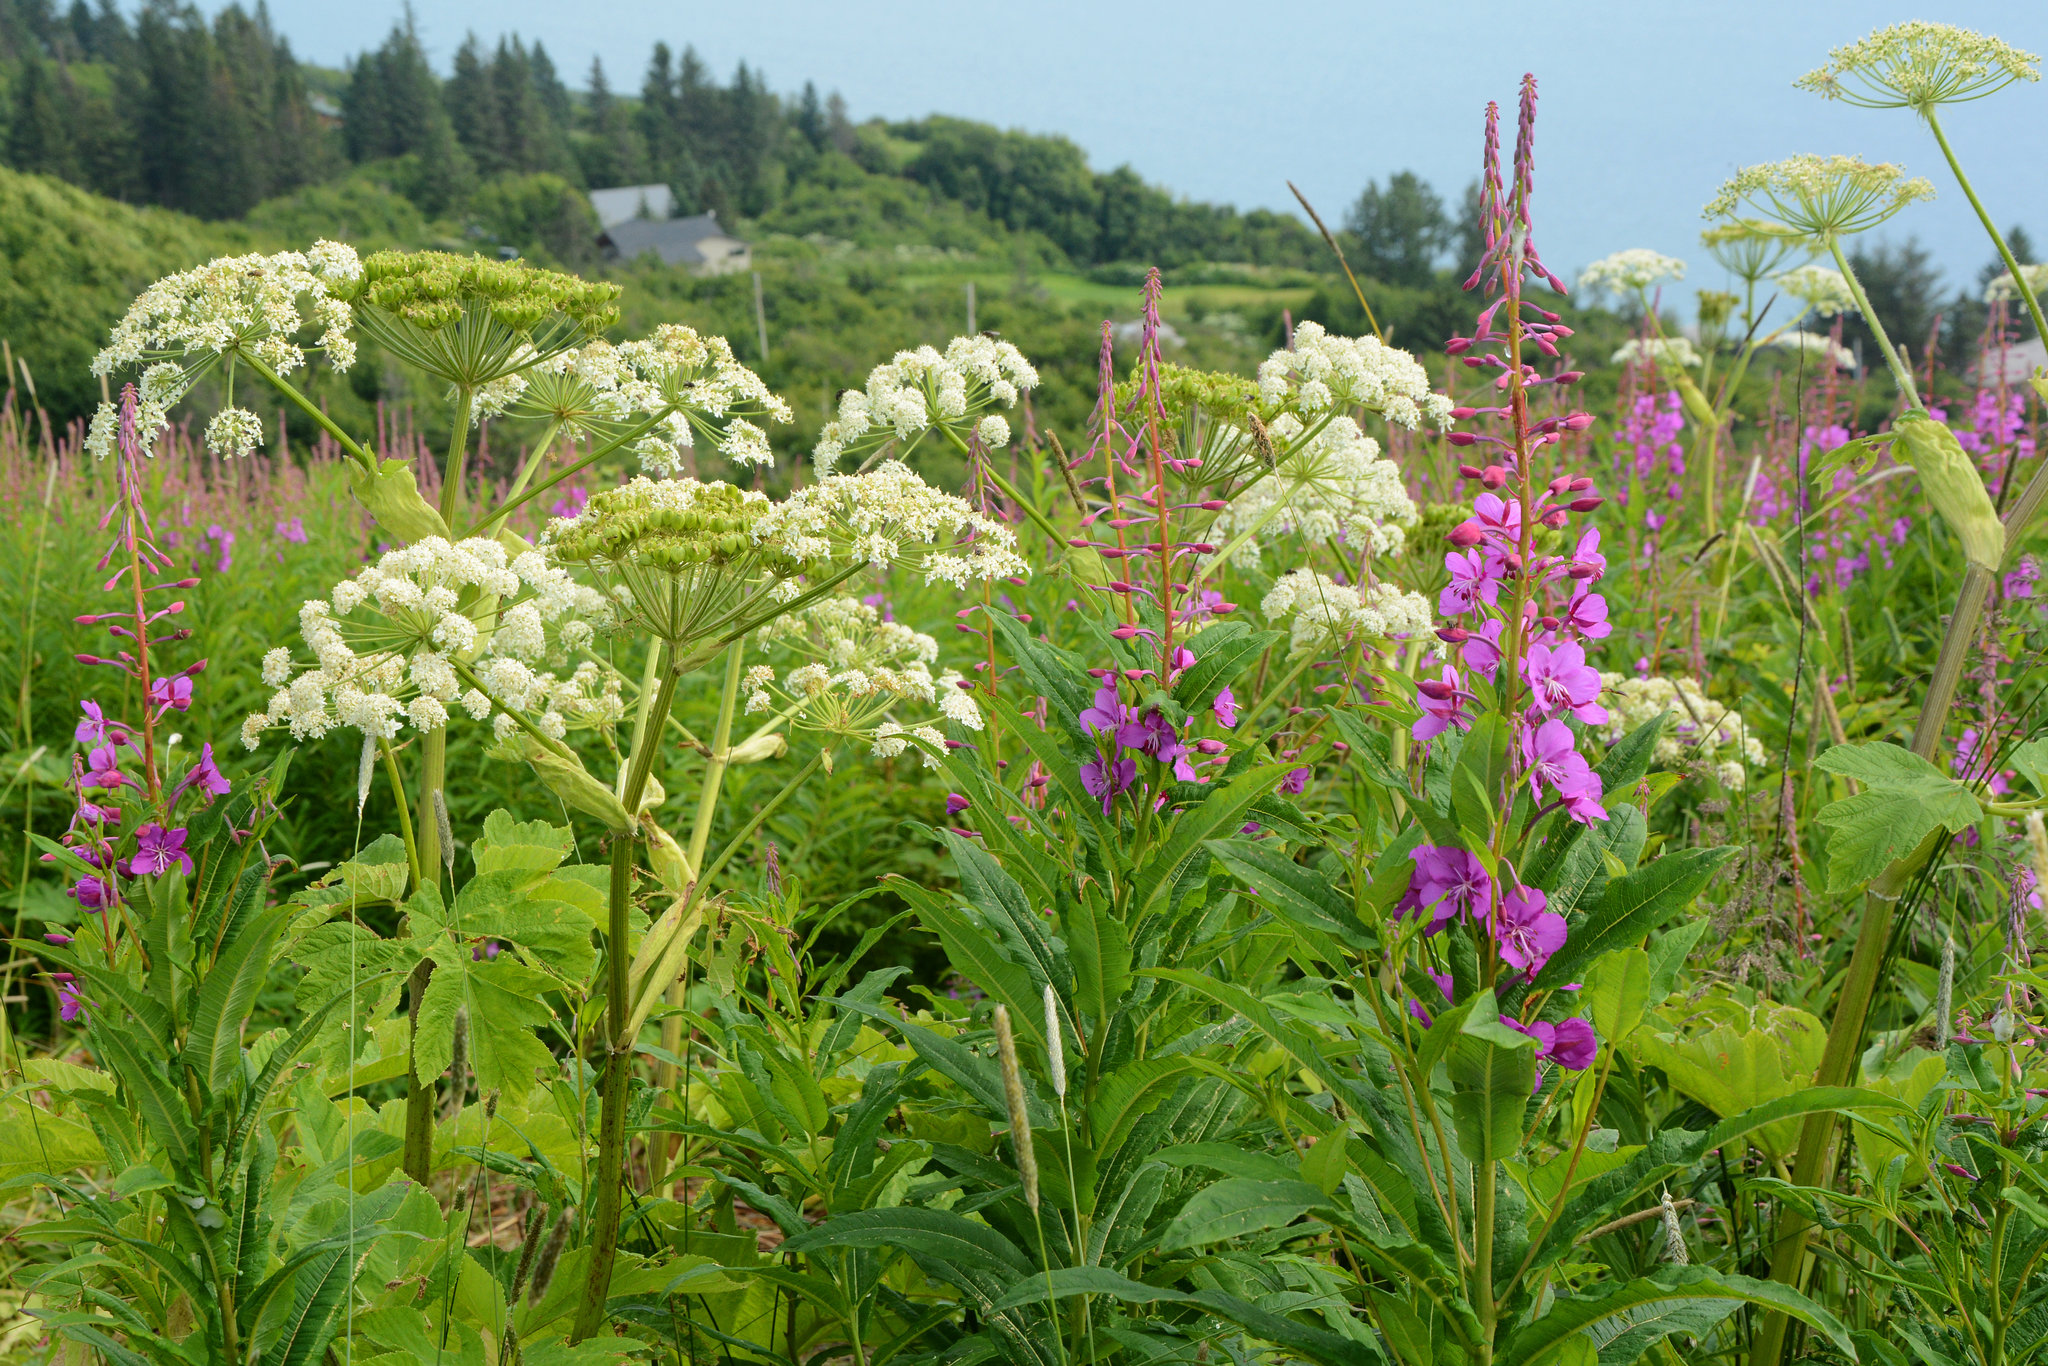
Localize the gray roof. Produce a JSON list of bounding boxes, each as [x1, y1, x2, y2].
[[599, 213, 741, 267], [588, 183, 674, 229]]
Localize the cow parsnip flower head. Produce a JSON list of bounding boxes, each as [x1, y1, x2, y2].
[[1611, 337, 1703, 370], [745, 599, 980, 764], [507, 326, 791, 475], [1256, 321, 1452, 431], [1261, 568, 1434, 658], [1797, 22, 2039, 113], [338, 249, 621, 389], [86, 241, 361, 460], [814, 334, 1039, 474], [1598, 672, 1767, 787], [543, 478, 804, 647], [756, 595, 941, 672], [240, 536, 613, 749], [1701, 219, 1808, 286], [1577, 249, 1687, 296], [1986, 262, 2048, 304], [1775, 264, 1859, 318], [754, 460, 1032, 588], [1767, 331, 1858, 371], [1703, 155, 1934, 242], [1209, 414, 1418, 566]]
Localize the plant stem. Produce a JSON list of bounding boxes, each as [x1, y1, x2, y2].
[[572, 662, 682, 1344], [239, 353, 376, 473], [1926, 110, 2048, 346], [1826, 240, 1922, 411], [440, 386, 476, 533], [1750, 562, 1993, 1366], [400, 725, 448, 1185]]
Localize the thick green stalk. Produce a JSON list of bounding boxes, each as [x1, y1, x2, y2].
[[500, 418, 564, 514], [647, 641, 745, 1194], [1826, 240, 1922, 411], [239, 352, 377, 473], [440, 386, 477, 533], [572, 663, 683, 1344], [400, 725, 448, 1185], [1748, 564, 1991, 1366], [1925, 110, 2048, 347]]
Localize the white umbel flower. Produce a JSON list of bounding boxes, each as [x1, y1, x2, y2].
[[1578, 249, 1687, 295], [1255, 321, 1451, 431], [1261, 569, 1433, 657]]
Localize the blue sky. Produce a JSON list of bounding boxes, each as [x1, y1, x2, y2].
[[236, 1, 2048, 300]]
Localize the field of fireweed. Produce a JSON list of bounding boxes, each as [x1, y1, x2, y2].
[[6, 21, 2048, 1366]]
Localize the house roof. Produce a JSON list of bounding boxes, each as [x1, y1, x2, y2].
[[599, 213, 744, 267], [1979, 335, 2048, 387], [588, 184, 675, 229]]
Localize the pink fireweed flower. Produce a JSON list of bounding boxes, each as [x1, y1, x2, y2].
[[1414, 666, 1475, 741], [1522, 719, 1606, 818], [1080, 754, 1137, 813], [81, 744, 131, 790], [1212, 686, 1239, 728], [147, 674, 193, 713], [126, 824, 193, 877], [1078, 680, 1131, 738], [1409, 970, 1456, 1026], [1440, 549, 1501, 616], [1397, 845, 1492, 931], [1522, 642, 1609, 725], [1461, 619, 1508, 682], [1560, 587, 1611, 640], [172, 743, 230, 802], [1495, 883, 1567, 978], [74, 701, 130, 748]]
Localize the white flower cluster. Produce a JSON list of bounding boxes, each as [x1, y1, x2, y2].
[[814, 334, 1039, 474], [504, 325, 791, 475], [755, 460, 1031, 586], [1611, 337, 1703, 370], [1256, 321, 1452, 431], [1775, 265, 1858, 318], [743, 604, 981, 769], [87, 241, 362, 460], [756, 595, 941, 671], [1210, 415, 1416, 565], [1798, 21, 2039, 111], [1260, 568, 1434, 657], [241, 535, 614, 749], [1578, 249, 1687, 295], [1597, 672, 1767, 788], [1986, 262, 2048, 304], [1767, 331, 1858, 370]]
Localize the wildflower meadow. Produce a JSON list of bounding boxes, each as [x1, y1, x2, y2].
[[9, 18, 2048, 1366]]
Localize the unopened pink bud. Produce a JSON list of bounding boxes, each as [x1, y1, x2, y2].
[[1436, 626, 1470, 643], [1195, 738, 1228, 754], [1481, 466, 1508, 489], [1568, 496, 1604, 512], [1417, 679, 1456, 701], [1541, 508, 1571, 528], [1446, 337, 1473, 355], [1541, 616, 1560, 630], [1554, 371, 1584, 385], [1199, 500, 1228, 511], [1569, 476, 1595, 491], [1447, 432, 1478, 447], [1549, 475, 1573, 494], [1446, 521, 1483, 547], [1451, 407, 1479, 420], [1563, 413, 1595, 431], [1458, 464, 1484, 479]]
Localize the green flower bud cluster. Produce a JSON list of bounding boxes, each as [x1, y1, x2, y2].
[[342, 250, 621, 337], [547, 481, 814, 580], [1118, 363, 1263, 428]]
